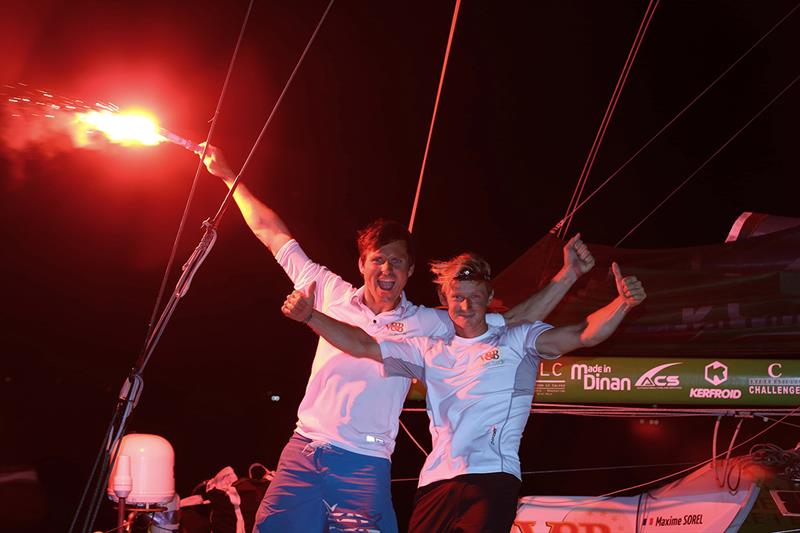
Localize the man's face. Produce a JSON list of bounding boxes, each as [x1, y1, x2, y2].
[[359, 240, 414, 313], [440, 280, 492, 338]]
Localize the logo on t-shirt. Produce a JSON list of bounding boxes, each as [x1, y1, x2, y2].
[[481, 349, 501, 363], [386, 321, 405, 333]]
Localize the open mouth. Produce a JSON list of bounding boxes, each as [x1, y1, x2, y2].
[[377, 279, 395, 291]]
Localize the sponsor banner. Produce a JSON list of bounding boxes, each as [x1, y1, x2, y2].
[[514, 496, 640, 533], [534, 357, 800, 405], [514, 495, 744, 533]]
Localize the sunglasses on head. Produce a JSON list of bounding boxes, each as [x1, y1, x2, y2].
[[454, 267, 491, 282]]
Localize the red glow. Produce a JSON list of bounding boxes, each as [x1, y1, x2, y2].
[[632, 418, 662, 439]]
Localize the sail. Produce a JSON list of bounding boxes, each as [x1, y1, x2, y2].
[[492, 219, 800, 358]]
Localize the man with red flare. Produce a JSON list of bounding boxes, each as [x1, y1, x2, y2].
[[200, 145, 597, 532]]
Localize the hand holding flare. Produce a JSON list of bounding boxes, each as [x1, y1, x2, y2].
[[197, 142, 236, 183]]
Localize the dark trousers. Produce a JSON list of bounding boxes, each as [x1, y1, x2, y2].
[[408, 472, 521, 533]]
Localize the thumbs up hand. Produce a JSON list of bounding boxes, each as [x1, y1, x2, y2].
[[564, 233, 596, 276], [282, 281, 317, 323], [612, 262, 646, 308]]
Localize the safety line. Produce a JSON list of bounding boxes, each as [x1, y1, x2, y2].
[[390, 461, 697, 483], [559, 0, 659, 239], [551, 1, 800, 234], [615, 73, 799, 247], [407, 0, 462, 234], [521, 461, 697, 476]]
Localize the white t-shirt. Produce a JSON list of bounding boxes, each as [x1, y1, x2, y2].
[[379, 322, 556, 487], [275, 239, 504, 459]]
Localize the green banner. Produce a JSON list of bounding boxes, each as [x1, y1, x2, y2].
[[534, 357, 800, 405]]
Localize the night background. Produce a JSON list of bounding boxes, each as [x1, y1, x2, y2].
[[1, 1, 798, 531]]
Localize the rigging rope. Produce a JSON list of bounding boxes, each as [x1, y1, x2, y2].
[[552, 1, 800, 235], [714, 418, 744, 488], [762, 417, 800, 430], [407, 0, 462, 234], [142, 0, 254, 350], [70, 5, 257, 533], [558, 0, 660, 239], [399, 418, 430, 457], [616, 72, 799, 247], [137, 0, 336, 374], [594, 403, 800, 501], [71, 4, 337, 532], [210, 0, 336, 226], [390, 461, 698, 483]]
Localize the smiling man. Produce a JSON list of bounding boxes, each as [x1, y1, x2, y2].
[[200, 145, 597, 532], [281, 253, 646, 532], [360, 239, 411, 311]]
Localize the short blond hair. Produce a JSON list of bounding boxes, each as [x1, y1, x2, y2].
[[429, 252, 492, 291]]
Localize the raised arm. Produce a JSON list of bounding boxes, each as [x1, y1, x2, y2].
[[281, 282, 382, 361], [535, 262, 645, 356], [199, 143, 292, 255], [503, 233, 595, 325]]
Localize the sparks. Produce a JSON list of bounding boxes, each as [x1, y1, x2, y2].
[[2, 83, 201, 153]]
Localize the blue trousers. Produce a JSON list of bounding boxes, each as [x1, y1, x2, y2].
[[254, 433, 398, 532]]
